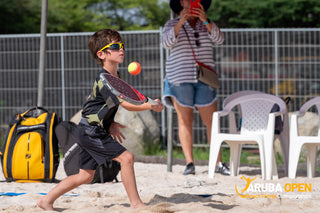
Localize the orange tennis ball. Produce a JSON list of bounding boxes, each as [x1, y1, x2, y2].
[[128, 62, 141, 75]]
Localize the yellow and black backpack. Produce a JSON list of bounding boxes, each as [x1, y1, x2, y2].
[[0, 107, 60, 183]]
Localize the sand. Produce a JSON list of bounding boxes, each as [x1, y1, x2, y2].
[[0, 157, 320, 213]]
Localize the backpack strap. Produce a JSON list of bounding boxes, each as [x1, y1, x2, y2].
[[21, 107, 49, 118]]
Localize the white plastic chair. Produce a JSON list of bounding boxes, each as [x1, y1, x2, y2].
[[208, 92, 289, 180], [289, 96, 320, 179], [225, 91, 290, 178], [222, 90, 266, 131], [222, 90, 265, 108]]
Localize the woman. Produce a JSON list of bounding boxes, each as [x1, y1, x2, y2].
[[162, 0, 229, 175]]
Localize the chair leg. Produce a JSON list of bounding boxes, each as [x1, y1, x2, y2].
[[272, 153, 279, 180], [306, 144, 318, 178], [208, 140, 223, 178], [229, 143, 242, 176], [288, 143, 303, 179], [257, 143, 266, 179], [264, 140, 274, 180], [279, 132, 289, 176]]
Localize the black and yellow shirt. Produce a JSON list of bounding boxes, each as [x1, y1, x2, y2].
[[82, 69, 122, 131]]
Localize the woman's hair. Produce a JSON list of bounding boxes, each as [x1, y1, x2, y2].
[[88, 29, 122, 66]]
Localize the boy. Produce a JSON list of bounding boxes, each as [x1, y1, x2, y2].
[[37, 29, 164, 210]]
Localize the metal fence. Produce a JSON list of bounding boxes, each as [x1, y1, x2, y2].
[[1, 29, 320, 148]]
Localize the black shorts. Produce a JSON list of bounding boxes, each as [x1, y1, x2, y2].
[[77, 118, 127, 170]]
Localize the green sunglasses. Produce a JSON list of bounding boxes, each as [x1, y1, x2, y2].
[[99, 42, 125, 51]]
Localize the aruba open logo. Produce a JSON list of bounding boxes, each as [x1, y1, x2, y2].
[[235, 176, 312, 199]]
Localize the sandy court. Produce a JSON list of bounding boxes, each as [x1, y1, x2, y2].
[[0, 157, 320, 213]]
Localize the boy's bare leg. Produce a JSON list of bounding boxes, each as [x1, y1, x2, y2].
[[37, 169, 95, 211], [114, 151, 146, 209]]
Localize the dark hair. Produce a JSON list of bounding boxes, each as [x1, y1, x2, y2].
[[88, 29, 122, 66]]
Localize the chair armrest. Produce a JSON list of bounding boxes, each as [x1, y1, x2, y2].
[[290, 113, 300, 137], [269, 108, 287, 117], [214, 110, 231, 117], [267, 113, 277, 133], [293, 111, 306, 118], [212, 110, 237, 134]]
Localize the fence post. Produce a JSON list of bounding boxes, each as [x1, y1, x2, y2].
[[37, 0, 48, 107], [274, 29, 279, 96], [159, 27, 166, 149], [60, 35, 66, 120], [167, 108, 173, 172]]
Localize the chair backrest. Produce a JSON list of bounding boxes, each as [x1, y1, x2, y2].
[[298, 96, 320, 136], [224, 93, 287, 134], [223, 90, 265, 108], [299, 97, 320, 114]]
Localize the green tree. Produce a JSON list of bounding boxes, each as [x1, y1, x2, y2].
[[0, 0, 41, 34], [47, 0, 101, 32], [88, 0, 169, 31], [138, 0, 170, 30], [1, 0, 320, 34], [210, 0, 320, 28], [0, 0, 170, 34]]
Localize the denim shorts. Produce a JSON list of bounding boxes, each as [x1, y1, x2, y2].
[[162, 77, 217, 108]]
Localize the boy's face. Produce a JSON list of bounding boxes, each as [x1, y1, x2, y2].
[[97, 40, 125, 64]]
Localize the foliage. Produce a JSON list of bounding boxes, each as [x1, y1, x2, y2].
[[144, 143, 289, 165], [0, 0, 41, 34], [144, 144, 238, 164], [138, 0, 170, 30], [0, 0, 320, 34], [47, 0, 100, 32], [0, 0, 170, 34], [87, 0, 169, 31], [210, 0, 320, 28], [1, 0, 319, 33]]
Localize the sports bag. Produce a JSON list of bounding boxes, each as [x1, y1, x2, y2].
[[271, 96, 291, 134], [55, 121, 121, 183], [0, 107, 60, 182]]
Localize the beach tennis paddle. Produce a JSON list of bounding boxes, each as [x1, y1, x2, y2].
[[99, 73, 159, 106]]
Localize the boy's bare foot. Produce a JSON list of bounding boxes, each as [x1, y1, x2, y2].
[[37, 197, 54, 211]]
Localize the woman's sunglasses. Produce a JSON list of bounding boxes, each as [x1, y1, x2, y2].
[[100, 42, 125, 51]]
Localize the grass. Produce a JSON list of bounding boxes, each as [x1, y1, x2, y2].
[[143, 142, 282, 165]]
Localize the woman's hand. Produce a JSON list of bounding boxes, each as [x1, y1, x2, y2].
[[175, 7, 191, 37], [179, 7, 191, 23], [191, 2, 207, 23], [108, 122, 126, 143]]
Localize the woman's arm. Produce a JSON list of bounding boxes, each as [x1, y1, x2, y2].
[[193, 3, 224, 45], [174, 8, 190, 37], [162, 7, 191, 49]]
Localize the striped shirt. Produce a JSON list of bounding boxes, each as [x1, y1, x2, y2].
[[161, 17, 224, 84]]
